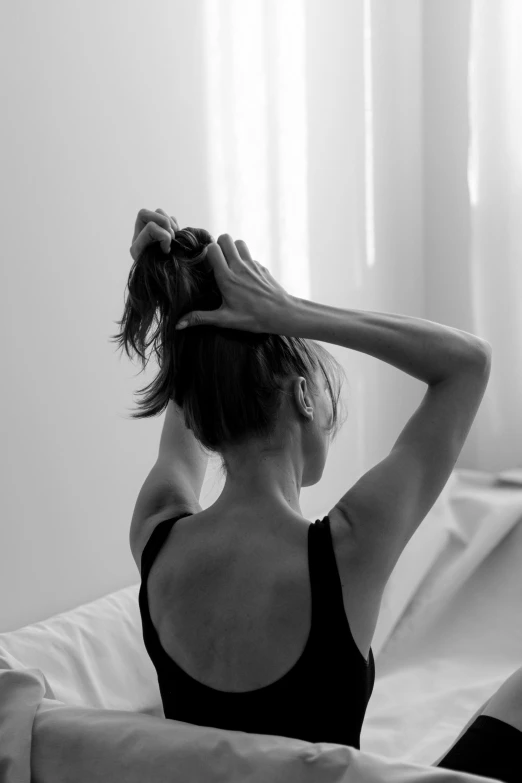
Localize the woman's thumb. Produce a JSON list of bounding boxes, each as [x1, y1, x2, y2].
[[175, 311, 209, 330]]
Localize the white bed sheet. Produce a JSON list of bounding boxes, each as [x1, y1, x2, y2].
[[362, 469, 522, 765]]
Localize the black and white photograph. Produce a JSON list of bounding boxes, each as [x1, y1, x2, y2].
[[1, 1, 521, 781]]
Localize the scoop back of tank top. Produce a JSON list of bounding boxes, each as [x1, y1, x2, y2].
[[138, 513, 375, 747]]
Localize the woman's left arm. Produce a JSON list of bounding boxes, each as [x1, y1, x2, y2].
[[131, 206, 209, 500], [130, 400, 208, 549], [155, 398, 209, 501], [129, 208, 209, 545]]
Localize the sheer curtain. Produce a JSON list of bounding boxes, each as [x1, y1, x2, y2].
[[466, 0, 522, 470], [199, 0, 521, 513]]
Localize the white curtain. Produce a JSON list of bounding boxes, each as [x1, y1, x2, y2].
[[199, 0, 521, 512], [466, 0, 522, 470]]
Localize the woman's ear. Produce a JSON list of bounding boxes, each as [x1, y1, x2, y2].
[[293, 377, 314, 421]]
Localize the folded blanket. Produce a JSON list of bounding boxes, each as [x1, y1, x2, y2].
[[0, 655, 501, 783]]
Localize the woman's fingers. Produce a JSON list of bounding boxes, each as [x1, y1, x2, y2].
[[132, 208, 174, 244], [206, 242, 232, 282], [155, 208, 179, 235], [130, 221, 172, 261], [130, 207, 180, 261], [131, 212, 252, 274], [234, 239, 253, 262], [217, 233, 248, 270]]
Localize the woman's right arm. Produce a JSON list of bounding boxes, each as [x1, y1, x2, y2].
[[284, 296, 491, 385], [284, 295, 492, 593], [176, 233, 490, 374]]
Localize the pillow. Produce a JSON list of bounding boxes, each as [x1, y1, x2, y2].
[[0, 584, 161, 716]]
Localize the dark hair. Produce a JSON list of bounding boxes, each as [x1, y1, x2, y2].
[[110, 227, 348, 466]]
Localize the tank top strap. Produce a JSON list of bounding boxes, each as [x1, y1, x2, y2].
[[308, 514, 347, 632], [140, 512, 194, 582]]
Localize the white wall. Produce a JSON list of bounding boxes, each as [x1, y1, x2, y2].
[[1, 0, 216, 631]]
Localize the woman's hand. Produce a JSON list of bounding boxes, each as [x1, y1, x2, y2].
[[130, 208, 178, 260], [175, 233, 295, 335]]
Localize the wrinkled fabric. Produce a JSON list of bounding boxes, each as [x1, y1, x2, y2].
[[362, 470, 522, 766], [0, 656, 501, 783]]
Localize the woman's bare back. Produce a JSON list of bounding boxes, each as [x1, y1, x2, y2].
[[144, 507, 377, 693]]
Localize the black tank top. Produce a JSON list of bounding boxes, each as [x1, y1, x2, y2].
[[138, 513, 375, 748]]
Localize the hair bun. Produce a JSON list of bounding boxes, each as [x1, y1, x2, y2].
[[170, 227, 214, 262], [166, 227, 220, 315]]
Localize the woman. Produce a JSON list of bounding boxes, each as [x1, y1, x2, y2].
[[112, 208, 520, 781]]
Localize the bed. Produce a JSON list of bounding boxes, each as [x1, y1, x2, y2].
[[2, 468, 521, 782]]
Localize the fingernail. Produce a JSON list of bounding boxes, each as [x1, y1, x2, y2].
[[176, 320, 188, 330]]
